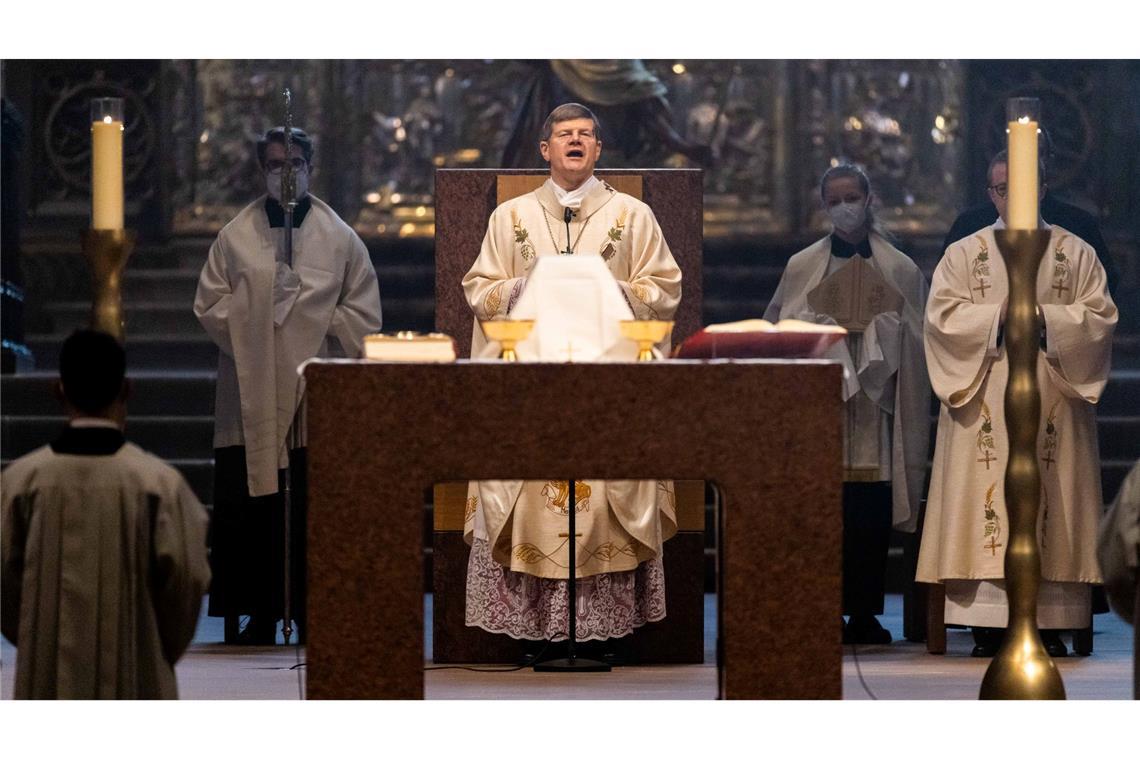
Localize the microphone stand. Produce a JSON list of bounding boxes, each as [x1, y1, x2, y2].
[[533, 479, 610, 672], [534, 205, 610, 672], [279, 89, 298, 648]]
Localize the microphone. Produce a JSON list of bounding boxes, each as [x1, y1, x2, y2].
[[562, 207, 574, 255]]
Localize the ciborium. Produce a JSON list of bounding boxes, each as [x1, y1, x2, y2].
[[479, 319, 535, 361], [620, 319, 674, 361]]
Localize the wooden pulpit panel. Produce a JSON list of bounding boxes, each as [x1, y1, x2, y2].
[[496, 174, 644, 205]]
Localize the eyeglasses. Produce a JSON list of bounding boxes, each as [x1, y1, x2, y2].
[[266, 157, 307, 172], [987, 183, 1008, 199]]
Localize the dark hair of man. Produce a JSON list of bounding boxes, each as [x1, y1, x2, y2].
[[988, 149, 1047, 186], [540, 103, 602, 143], [256, 126, 315, 168], [59, 329, 126, 415]]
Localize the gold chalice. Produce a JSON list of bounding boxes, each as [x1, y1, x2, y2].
[[620, 319, 674, 361], [479, 319, 535, 361]]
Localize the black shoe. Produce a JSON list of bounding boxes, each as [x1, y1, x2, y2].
[[844, 615, 892, 645], [970, 626, 1002, 657], [1041, 630, 1068, 658], [234, 617, 277, 646]]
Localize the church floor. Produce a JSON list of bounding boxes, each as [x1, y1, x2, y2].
[[1, 594, 1133, 700]]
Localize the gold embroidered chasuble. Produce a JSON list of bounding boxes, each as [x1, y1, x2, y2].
[[461, 178, 682, 580], [462, 178, 682, 358], [916, 225, 1117, 587]]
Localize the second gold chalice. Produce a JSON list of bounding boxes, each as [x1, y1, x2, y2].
[[479, 319, 535, 361], [620, 319, 674, 361]]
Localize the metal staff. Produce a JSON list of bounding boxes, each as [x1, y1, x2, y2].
[[280, 87, 298, 647]]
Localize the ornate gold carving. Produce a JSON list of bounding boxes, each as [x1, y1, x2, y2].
[[464, 495, 478, 523]]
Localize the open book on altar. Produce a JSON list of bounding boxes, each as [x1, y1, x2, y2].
[[806, 254, 904, 331], [674, 319, 846, 359]]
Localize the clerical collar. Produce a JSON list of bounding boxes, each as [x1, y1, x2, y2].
[[70, 417, 122, 430], [830, 234, 872, 259], [51, 425, 126, 456], [549, 176, 600, 210], [265, 195, 312, 228]]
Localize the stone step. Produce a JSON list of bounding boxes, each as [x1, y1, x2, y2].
[[39, 297, 435, 338], [702, 264, 786, 298], [121, 268, 203, 301], [2, 415, 214, 461], [46, 301, 206, 336], [703, 298, 773, 325], [27, 334, 218, 371], [2, 372, 216, 414]]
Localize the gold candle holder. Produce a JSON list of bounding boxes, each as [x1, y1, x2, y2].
[[479, 319, 535, 361], [620, 320, 674, 361], [81, 228, 136, 340], [979, 228, 1064, 700]]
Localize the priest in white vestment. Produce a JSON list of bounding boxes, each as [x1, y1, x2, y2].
[[461, 103, 682, 649], [2, 331, 210, 698], [194, 127, 382, 643], [765, 164, 931, 645], [916, 151, 1118, 657]]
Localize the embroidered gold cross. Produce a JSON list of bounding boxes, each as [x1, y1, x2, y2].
[[984, 536, 1003, 556], [1051, 281, 1069, 299], [977, 450, 996, 470], [1041, 452, 1056, 470], [972, 280, 990, 298], [557, 532, 583, 538]]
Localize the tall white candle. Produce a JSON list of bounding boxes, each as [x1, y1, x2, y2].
[[1006, 98, 1041, 232], [91, 116, 124, 230]]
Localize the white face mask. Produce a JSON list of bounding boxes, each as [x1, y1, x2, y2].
[[266, 166, 309, 203], [827, 200, 867, 235]]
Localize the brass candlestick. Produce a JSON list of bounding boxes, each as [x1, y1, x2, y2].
[[81, 228, 136, 340], [479, 319, 535, 361], [979, 228, 1065, 700], [619, 319, 675, 361]]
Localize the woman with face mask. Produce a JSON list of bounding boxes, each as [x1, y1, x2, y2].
[[763, 164, 932, 646]]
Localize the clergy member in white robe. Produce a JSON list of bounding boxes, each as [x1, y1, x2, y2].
[[1, 330, 210, 699], [461, 103, 682, 646], [765, 164, 930, 645], [194, 127, 382, 643], [916, 150, 1117, 657]]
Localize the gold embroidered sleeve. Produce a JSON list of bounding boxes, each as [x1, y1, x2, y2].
[[483, 283, 504, 317]]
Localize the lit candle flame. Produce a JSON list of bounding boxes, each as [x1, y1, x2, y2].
[[103, 115, 113, 124]]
